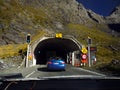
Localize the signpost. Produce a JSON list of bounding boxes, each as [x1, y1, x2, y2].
[[88, 37, 92, 67], [81, 54, 87, 66], [81, 47, 88, 66]]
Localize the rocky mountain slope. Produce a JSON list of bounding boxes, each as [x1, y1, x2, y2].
[[0, 0, 119, 45], [106, 5, 120, 32], [106, 5, 120, 24], [0, 0, 120, 73]]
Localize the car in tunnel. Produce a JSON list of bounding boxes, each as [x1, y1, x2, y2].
[[47, 57, 66, 71]]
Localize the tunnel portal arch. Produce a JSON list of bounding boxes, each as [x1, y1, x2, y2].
[[33, 37, 82, 65]]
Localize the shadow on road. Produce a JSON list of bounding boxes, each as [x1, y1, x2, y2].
[[37, 67, 65, 72]]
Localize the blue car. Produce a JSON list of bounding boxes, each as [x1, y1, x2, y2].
[[47, 57, 66, 71]]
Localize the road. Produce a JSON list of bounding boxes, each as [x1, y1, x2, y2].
[[25, 64, 105, 78], [2, 65, 120, 90]]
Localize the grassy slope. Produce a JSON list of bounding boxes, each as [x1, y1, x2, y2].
[[0, 31, 45, 58], [63, 23, 120, 67], [0, 0, 47, 58], [0, 44, 27, 58], [0, 0, 120, 73]]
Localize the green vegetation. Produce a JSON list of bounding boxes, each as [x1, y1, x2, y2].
[[0, 0, 47, 59], [0, 0, 119, 74], [0, 44, 27, 59], [63, 23, 120, 69], [0, 0, 51, 29], [61, 23, 120, 75], [0, 30, 46, 59]]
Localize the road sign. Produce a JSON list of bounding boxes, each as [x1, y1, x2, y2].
[[28, 54, 33, 60], [55, 33, 62, 38], [82, 54, 87, 60], [81, 47, 88, 54], [87, 47, 97, 52], [81, 59, 87, 63]]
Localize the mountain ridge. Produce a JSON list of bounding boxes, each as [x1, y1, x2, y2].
[[0, 0, 120, 45]]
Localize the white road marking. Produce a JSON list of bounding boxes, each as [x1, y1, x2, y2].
[[25, 71, 36, 78], [17, 58, 26, 69], [73, 67, 106, 76], [38, 75, 104, 79]]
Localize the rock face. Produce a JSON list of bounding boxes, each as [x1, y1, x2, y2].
[[18, 0, 105, 24], [87, 9, 105, 23], [105, 5, 120, 32], [106, 5, 120, 24], [18, 0, 88, 24], [0, 0, 120, 45]]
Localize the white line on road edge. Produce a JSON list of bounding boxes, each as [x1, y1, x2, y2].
[[74, 68, 106, 76], [17, 58, 26, 69], [25, 71, 36, 78]]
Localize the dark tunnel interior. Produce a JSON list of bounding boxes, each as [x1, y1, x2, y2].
[[34, 38, 80, 64]]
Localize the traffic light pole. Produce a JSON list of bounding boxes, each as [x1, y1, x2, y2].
[[26, 34, 31, 68], [26, 44, 30, 68]]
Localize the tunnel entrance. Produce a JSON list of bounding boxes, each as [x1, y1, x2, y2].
[[34, 38, 80, 64]]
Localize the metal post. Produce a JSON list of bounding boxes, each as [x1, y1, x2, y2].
[[88, 37, 92, 67], [26, 44, 29, 68], [72, 52, 74, 66], [33, 54, 36, 66], [67, 54, 69, 64], [26, 34, 31, 67], [88, 45, 91, 67]]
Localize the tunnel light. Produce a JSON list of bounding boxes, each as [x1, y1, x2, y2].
[[55, 33, 62, 38], [38, 51, 41, 54]]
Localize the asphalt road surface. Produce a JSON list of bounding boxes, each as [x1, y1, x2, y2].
[[25, 64, 105, 78], [1, 64, 120, 90]]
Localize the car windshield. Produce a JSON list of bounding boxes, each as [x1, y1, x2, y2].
[[0, 1, 120, 89]]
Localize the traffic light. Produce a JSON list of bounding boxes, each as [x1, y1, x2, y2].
[[88, 37, 92, 44], [26, 34, 31, 44]]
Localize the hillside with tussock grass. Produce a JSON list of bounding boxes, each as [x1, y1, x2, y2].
[[0, 0, 120, 74]]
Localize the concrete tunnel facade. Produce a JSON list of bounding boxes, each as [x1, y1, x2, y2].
[[32, 37, 82, 65]]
